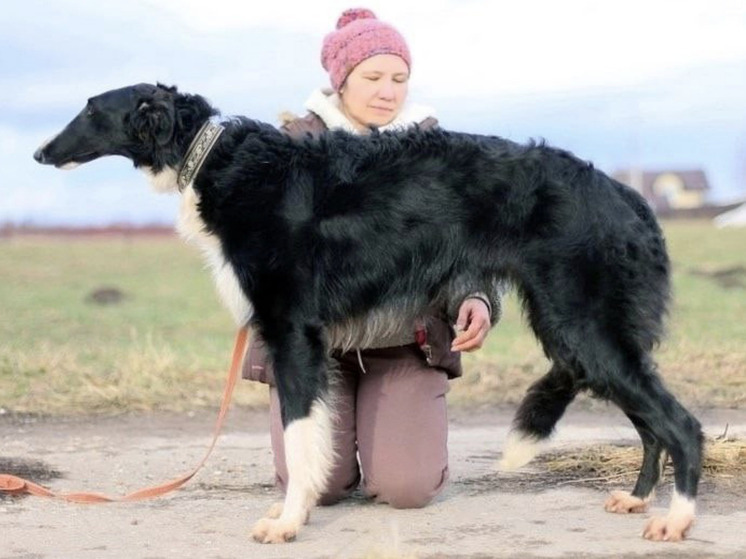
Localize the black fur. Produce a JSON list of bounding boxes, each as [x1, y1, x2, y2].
[[34, 83, 703, 539]]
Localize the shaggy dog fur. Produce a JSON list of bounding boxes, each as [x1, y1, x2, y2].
[[34, 83, 703, 543]]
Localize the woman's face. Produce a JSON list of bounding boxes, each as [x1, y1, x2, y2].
[[339, 54, 409, 131]]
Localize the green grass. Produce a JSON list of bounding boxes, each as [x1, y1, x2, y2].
[[1, 221, 745, 415], [0, 235, 257, 413]]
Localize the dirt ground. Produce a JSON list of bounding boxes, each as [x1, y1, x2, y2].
[[2, 405, 746, 559]]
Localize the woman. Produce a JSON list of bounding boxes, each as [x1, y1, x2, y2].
[[243, 8, 503, 509]]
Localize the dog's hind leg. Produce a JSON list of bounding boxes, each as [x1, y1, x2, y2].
[[499, 364, 578, 471], [604, 413, 665, 514], [251, 323, 335, 544], [587, 355, 702, 541]]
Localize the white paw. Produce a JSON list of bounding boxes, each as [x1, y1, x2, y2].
[[604, 490, 650, 514], [642, 513, 694, 542], [642, 491, 695, 541], [251, 517, 299, 544]]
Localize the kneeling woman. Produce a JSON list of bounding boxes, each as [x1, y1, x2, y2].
[[243, 7, 502, 509]]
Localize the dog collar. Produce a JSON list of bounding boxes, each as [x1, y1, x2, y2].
[[178, 121, 224, 191]]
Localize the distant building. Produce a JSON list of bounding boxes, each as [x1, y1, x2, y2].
[[612, 169, 710, 215]]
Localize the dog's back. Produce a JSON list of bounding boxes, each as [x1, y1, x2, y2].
[[299, 128, 670, 345]]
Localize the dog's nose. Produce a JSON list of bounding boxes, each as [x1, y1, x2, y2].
[[34, 135, 56, 164]]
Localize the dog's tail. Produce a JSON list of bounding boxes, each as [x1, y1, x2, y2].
[[609, 177, 672, 352], [498, 364, 578, 471]]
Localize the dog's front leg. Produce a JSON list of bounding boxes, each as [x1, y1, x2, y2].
[[251, 400, 334, 543], [251, 327, 334, 543]]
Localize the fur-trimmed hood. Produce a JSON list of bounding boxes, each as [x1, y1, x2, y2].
[[303, 88, 436, 133]]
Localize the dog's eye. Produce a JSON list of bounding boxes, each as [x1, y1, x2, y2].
[[86, 106, 95, 117]]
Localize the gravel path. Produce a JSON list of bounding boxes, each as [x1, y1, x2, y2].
[[2, 406, 745, 558]]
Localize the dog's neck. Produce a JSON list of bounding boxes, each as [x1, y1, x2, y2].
[[141, 120, 223, 194], [177, 121, 224, 191]]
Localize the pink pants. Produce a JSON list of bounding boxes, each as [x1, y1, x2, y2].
[[269, 344, 450, 509]]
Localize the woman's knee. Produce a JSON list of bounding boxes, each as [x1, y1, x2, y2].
[[366, 465, 449, 509]]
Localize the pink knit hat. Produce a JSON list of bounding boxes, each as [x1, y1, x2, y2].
[[321, 8, 412, 91]]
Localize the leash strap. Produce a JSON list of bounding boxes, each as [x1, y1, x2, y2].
[[0, 327, 249, 504]]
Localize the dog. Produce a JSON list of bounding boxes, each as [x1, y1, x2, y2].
[[34, 83, 703, 543]]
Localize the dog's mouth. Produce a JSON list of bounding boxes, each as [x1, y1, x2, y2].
[[52, 151, 100, 169]]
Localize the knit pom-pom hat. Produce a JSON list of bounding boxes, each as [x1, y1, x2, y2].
[[321, 8, 412, 91]]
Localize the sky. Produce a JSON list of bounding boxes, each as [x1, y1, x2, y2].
[[1, 0, 745, 225]]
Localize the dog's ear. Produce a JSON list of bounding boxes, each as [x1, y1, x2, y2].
[[131, 98, 175, 146]]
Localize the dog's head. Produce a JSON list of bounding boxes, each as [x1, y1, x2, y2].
[[34, 83, 216, 171]]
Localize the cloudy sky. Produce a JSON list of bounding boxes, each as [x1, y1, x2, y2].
[[2, 0, 745, 225]]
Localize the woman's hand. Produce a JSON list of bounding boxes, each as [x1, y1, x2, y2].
[[451, 297, 491, 352]]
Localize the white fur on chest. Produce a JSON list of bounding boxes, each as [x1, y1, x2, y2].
[[143, 167, 252, 325]]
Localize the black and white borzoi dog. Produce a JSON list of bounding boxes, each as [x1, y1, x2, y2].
[[34, 83, 703, 543]]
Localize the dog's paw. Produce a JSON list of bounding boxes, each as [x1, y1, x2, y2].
[[643, 492, 696, 541], [251, 517, 299, 544], [604, 491, 649, 514], [642, 513, 694, 542], [498, 431, 542, 471]]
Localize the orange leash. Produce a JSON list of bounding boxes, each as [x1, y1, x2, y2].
[[0, 327, 249, 503]]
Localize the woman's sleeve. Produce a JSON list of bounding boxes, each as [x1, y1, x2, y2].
[[444, 278, 508, 327]]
